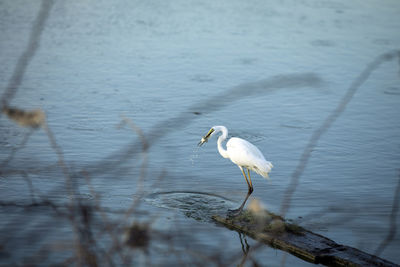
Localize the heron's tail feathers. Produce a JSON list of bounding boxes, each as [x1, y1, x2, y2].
[[254, 161, 273, 179]]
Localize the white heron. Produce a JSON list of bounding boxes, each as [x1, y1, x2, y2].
[[198, 125, 273, 214]]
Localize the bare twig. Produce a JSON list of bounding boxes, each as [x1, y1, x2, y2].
[[280, 50, 400, 216], [0, 128, 34, 167], [374, 170, 400, 256], [0, 0, 54, 110]]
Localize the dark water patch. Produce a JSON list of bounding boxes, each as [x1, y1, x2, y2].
[[190, 74, 214, 83], [68, 193, 94, 201], [383, 87, 400, 96], [280, 119, 312, 130], [237, 58, 257, 65], [310, 39, 335, 47], [66, 126, 103, 132]]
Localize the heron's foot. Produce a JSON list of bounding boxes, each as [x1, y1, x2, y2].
[[227, 207, 243, 217]]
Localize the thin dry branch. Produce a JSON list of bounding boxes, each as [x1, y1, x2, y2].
[[0, 0, 54, 109], [374, 170, 400, 256], [280, 50, 400, 216]]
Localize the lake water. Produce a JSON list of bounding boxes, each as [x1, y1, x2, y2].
[[1, 0, 400, 266]]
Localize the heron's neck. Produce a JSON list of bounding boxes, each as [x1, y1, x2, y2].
[[216, 127, 229, 159]]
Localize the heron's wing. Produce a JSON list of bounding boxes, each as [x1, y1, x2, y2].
[[226, 137, 266, 166], [226, 137, 272, 178]]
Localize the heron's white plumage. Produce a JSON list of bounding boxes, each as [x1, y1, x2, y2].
[[206, 125, 273, 179], [227, 137, 273, 179]]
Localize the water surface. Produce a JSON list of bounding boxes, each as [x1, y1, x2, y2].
[[1, 0, 400, 265]]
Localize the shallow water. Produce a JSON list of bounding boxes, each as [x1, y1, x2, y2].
[[1, 0, 400, 265]]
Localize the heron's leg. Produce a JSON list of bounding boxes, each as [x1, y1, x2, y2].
[[228, 191, 252, 216], [228, 167, 253, 216], [240, 167, 253, 193], [246, 169, 253, 193]]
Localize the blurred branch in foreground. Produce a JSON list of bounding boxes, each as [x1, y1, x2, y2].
[[374, 170, 400, 257], [280, 50, 400, 217], [2, 106, 46, 128], [0, 0, 54, 110]]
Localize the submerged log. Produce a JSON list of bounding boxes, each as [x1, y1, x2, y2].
[[212, 209, 398, 267]]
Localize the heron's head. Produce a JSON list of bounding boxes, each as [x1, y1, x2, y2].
[[198, 127, 215, 146]]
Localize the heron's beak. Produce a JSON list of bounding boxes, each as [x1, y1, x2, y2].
[[197, 137, 207, 146], [198, 128, 214, 146]]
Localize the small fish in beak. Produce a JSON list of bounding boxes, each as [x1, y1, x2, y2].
[[198, 128, 215, 146], [198, 136, 208, 146]]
